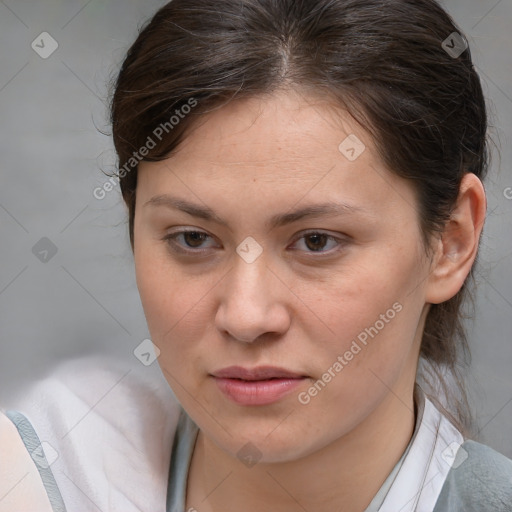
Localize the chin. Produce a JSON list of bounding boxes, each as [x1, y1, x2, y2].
[[215, 420, 320, 463]]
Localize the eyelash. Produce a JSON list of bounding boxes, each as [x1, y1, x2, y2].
[[162, 229, 347, 257]]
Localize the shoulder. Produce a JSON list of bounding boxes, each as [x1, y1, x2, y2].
[[434, 439, 512, 512], [5, 355, 182, 512]]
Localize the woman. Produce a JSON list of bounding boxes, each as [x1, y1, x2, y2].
[[2, 0, 511, 510]]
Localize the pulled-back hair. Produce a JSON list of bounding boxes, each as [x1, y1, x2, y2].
[[109, 0, 490, 434]]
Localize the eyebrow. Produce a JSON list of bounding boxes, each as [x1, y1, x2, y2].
[[143, 194, 368, 230]]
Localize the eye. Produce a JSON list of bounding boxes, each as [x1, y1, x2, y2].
[[163, 229, 216, 254], [289, 231, 346, 255], [162, 228, 346, 256]]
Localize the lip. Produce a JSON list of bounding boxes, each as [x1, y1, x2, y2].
[[210, 365, 306, 380], [210, 366, 308, 406]]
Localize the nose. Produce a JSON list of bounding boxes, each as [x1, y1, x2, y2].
[[214, 252, 291, 344]]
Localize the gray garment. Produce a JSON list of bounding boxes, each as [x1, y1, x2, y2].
[[433, 439, 512, 511]]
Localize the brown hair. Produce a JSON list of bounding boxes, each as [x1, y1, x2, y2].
[[109, 0, 490, 435]]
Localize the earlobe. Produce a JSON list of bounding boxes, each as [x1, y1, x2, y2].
[[425, 173, 487, 305]]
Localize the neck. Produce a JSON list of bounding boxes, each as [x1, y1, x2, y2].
[[186, 387, 417, 512]]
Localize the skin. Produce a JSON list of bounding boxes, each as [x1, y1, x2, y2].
[[133, 89, 486, 512]]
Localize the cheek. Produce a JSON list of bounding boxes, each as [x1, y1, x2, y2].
[[304, 253, 415, 331], [302, 244, 426, 374], [135, 247, 183, 337], [134, 248, 216, 367]]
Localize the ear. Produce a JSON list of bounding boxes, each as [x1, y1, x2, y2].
[[425, 173, 487, 305]]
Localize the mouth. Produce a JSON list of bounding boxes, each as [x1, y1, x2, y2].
[[210, 366, 309, 405]]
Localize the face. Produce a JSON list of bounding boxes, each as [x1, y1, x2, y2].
[[133, 89, 433, 463]]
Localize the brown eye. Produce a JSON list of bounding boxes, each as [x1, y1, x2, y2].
[[291, 231, 346, 255], [163, 230, 215, 254], [304, 233, 330, 252], [180, 231, 209, 248]]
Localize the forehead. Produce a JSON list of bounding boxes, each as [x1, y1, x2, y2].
[[138, 90, 378, 181], [136, 89, 418, 222], [172, 90, 374, 168]]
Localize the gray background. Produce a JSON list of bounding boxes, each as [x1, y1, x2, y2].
[[0, 0, 511, 456]]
